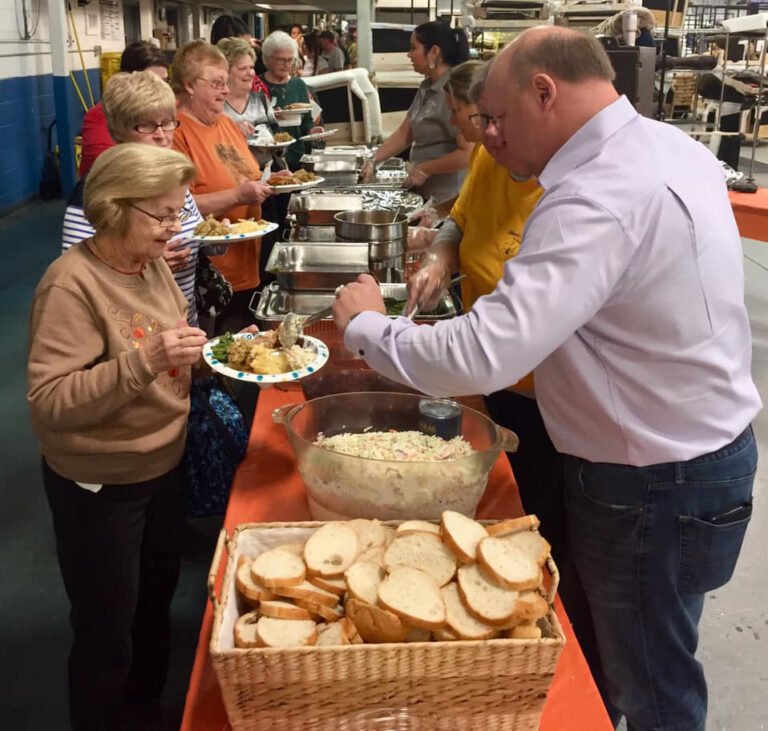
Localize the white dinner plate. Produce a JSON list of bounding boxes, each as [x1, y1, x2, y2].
[[279, 106, 313, 114], [298, 129, 339, 142], [203, 332, 329, 384], [192, 221, 279, 243], [268, 176, 325, 194], [247, 138, 295, 149]]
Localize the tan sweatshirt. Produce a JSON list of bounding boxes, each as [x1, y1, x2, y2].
[[27, 242, 192, 484]]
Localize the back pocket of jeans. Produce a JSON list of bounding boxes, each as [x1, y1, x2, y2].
[[678, 504, 752, 594]]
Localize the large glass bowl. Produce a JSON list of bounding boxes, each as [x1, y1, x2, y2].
[[273, 392, 519, 521]]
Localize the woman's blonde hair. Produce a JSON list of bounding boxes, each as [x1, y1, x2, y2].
[[171, 39, 228, 99], [84, 144, 195, 236], [217, 37, 255, 68], [444, 60, 486, 105], [102, 70, 176, 142]]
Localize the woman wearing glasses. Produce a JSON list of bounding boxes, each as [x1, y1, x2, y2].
[[172, 40, 275, 333], [62, 70, 219, 329], [29, 143, 208, 730], [406, 61, 565, 561]]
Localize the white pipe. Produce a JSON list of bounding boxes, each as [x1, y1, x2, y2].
[[356, 0, 373, 72]]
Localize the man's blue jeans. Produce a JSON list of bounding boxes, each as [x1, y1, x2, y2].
[[563, 427, 756, 731]]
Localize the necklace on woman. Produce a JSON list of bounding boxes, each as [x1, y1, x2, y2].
[[86, 238, 145, 276]]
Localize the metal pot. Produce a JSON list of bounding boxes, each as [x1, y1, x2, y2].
[[334, 209, 409, 243]]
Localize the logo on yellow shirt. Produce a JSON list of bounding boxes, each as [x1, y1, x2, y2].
[[501, 228, 523, 258]]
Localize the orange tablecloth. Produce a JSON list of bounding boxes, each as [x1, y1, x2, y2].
[[730, 188, 768, 242], [181, 386, 612, 730]]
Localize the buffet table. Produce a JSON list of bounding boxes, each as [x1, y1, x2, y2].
[[730, 188, 768, 242], [181, 385, 612, 730]]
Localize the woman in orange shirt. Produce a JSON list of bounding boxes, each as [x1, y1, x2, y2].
[[172, 40, 274, 333]]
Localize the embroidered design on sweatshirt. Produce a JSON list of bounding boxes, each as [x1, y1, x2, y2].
[[108, 305, 160, 348]]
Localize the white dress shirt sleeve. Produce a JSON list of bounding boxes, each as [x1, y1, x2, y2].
[[345, 197, 638, 396]]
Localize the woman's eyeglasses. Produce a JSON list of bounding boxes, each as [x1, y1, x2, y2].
[[271, 56, 294, 66], [468, 112, 506, 131], [133, 120, 181, 135], [197, 77, 229, 91], [130, 204, 193, 228]]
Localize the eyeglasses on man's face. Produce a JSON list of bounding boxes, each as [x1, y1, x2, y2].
[[197, 77, 229, 91], [469, 112, 506, 131], [133, 119, 181, 135], [130, 204, 193, 228], [271, 56, 294, 66]]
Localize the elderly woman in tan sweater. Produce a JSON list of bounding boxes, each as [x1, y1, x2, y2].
[[27, 143, 207, 731]]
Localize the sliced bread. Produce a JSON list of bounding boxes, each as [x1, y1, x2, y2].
[[273, 580, 340, 608], [378, 566, 447, 631], [316, 620, 352, 646], [440, 511, 488, 563], [294, 598, 343, 623], [345, 561, 387, 606], [486, 515, 540, 538], [346, 518, 387, 551], [383, 533, 457, 587], [274, 542, 306, 557], [258, 599, 312, 621], [346, 597, 409, 643], [433, 626, 460, 641], [250, 549, 306, 589], [396, 520, 441, 537], [307, 574, 347, 597], [233, 610, 261, 648], [255, 617, 318, 648], [382, 525, 397, 545], [476, 536, 542, 591], [456, 563, 519, 626], [304, 523, 360, 577], [504, 531, 551, 567], [507, 621, 543, 640], [236, 560, 275, 605], [356, 546, 386, 569], [404, 626, 433, 643], [441, 581, 497, 640]]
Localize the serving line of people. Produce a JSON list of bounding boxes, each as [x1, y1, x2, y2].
[[334, 26, 760, 731]]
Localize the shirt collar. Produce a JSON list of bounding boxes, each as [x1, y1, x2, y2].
[[538, 96, 638, 191]]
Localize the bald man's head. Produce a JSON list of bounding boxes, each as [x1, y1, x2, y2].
[[499, 26, 616, 87]]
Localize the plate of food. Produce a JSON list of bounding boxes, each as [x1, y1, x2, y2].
[[248, 131, 296, 149], [204, 330, 329, 384], [298, 129, 338, 142], [280, 102, 314, 113], [192, 216, 279, 243], [269, 170, 324, 193]]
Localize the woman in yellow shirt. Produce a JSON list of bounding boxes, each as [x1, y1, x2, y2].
[[408, 61, 565, 560]]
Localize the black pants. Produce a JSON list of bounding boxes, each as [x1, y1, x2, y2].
[[43, 461, 183, 730], [483, 390, 567, 564]]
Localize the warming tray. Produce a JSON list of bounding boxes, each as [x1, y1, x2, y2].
[[304, 187, 423, 213], [287, 193, 363, 226], [265, 242, 370, 290], [251, 281, 459, 326]]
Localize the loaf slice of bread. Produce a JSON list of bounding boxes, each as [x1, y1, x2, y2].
[[274, 542, 306, 557], [345, 561, 387, 606], [346, 518, 387, 551], [316, 620, 351, 646], [356, 546, 386, 568], [440, 511, 488, 563], [378, 566, 447, 630], [457, 563, 519, 626], [233, 610, 261, 648], [294, 598, 343, 623], [404, 626, 433, 643], [514, 591, 549, 623], [250, 549, 306, 589], [255, 617, 318, 648], [346, 597, 409, 643], [340, 615, 364, 644], [486, 515, 540, 538], [383, 533, 457, 587], [396, 520, 441, 537], [236, 560, 275, 605], [476, 536, 541, 591], [307, 574, 347, 597], [259, 600, 313, 621], [273, 580, 339, 608], [504, 531, 551, 567], [304, 523, 360, 577], [382, 526, 397, 545], [507, 621, 542, 640], [433, 626, 460, 641], [441, 581, 497, 640]]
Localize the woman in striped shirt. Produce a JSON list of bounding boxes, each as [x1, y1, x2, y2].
[[61, 70, 225, 327]]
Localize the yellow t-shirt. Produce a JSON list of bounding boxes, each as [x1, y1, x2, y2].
[[451, 145, 544, 391]]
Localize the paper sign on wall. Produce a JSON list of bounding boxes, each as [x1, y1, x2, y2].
[[100, 1, 122, 42]]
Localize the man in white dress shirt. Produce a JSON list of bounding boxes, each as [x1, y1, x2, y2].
[[333, 26, 761, 731]]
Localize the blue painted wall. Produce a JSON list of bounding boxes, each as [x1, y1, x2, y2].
[[0, 69, 101, 213]]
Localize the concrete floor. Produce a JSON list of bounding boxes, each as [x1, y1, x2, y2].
[[1, 150, 767, 730]]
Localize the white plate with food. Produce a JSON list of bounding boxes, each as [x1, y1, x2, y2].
[[279, 104, 314, 114], [248, 138, 295, 150], [192, 217, 279, 243], [269, 174, 325, 194], [298, 129, 338, 142], [204, 331, 329, 384]]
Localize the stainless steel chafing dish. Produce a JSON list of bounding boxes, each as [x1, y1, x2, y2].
[[265, 242, 371, 290], [302, 187, 423, 213], [251, 282, 459, 327], [287, 193, 363, 227]]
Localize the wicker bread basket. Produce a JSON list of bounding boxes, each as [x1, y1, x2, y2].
[[208, 521, 565, 731]]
